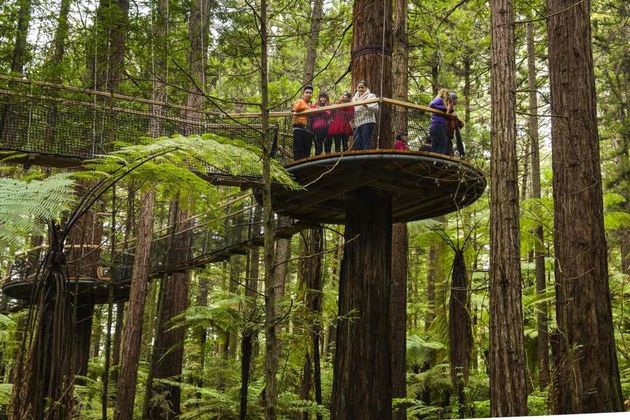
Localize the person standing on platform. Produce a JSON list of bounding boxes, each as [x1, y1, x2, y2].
[[446, 91, 465, 157], [394, 132, 409, 150], [352, 80, 378, 150], [428, 88, 451, 155], [328, 91, 354, 152], [292, 85, 314, 160], [311, 92, 332, 155]]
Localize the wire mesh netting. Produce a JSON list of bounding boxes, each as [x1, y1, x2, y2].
[[0, 78, 279, 167], [0, 77, 467, 170], [2, 196, 269, 296]]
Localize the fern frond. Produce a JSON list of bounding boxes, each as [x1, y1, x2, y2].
[[0, 173, 75, 250]]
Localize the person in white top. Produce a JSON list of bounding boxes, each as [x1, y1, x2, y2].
[[351, 80, 378, 150]]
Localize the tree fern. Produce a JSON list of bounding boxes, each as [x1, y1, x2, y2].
[[83, 133, 298, 199], [0, 173, 75, 252]]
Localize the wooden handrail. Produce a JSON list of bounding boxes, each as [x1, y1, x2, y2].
[[0, 76, 453, 119]]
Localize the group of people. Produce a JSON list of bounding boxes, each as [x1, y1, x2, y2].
[[291, 81, 378, 160], [291, 82, 464, 161], [428, 88, 465, 157]]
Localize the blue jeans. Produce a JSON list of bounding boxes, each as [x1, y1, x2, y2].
[[430, 124, 448, 155], [354, 123, 375, 150]]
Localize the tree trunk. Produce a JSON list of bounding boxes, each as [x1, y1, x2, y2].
[[449, 249, 473, 418], [92, 0, 129, 91], [228, 252, 245, 358], [48, 0, 71, 76], [111, 302, 124, 386], [489, 0, 528, 416], [331, 188, 392, 419], [10, 224, 75, 420], [147, 206, 192, 419], [108, 0, 130, 92], [258, 0, 278, 416], [526, 20, 549, 390], [10, 0, 32, 74], [114, 190, 155, 420], [351, 0, 392, 148], [425, 244, 437, 332], [185, 0, 210, 116], [300, 227, 324, 419], [264, 216, 291, 419], [391, 1, 408, 415], [91, 306, 102, 359], [65, 193, 102, 383], [302, 0, 324, 86], [547, 0, 624, 412], [391, 224, 407, 420], [73, 302, 95, 379], [240, 218, 261, 420]]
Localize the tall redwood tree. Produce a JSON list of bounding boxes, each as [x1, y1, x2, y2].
[[547, 0, 623, 413], [488, 0, 527, 416]]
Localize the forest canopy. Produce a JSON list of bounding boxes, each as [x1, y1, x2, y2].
[[0, 0, 628, 418]]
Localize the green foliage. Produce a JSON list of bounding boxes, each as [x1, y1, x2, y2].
[[170, 293, 244, 334], [84, 133, 298, 198], [407, 334, 445, 369], [0, 172, 75, 254]]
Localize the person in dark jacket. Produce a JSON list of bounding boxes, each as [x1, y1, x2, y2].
[[428, 88, 451, 155], [446, 92, 465, 157]]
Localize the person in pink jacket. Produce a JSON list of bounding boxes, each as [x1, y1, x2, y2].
[[311, 92, 332, 155], [327, 91, 354, 152], [394, 132, 409, 150]]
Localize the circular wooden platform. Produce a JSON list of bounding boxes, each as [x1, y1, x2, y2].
[[1, 279, 130, 304], [267, 150, 486, 224]]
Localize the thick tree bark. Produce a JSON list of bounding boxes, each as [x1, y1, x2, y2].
[[108, 0, 130, 91], [10, 0, 32, 74], [351, 0, 392, 148], [48, 0, 71, 76], [92, 0, 129, 91], [526, 20, 549, 390], [391, 223, 407, 420], [185, 0, 210, 117], [449, 249, 473, 418], [258, 1, 279, 417], [114, 0, 166, 413], [264, 216, 291, 419], [240, 224, 261, 420], [547, 0, 624, 413], [114, 190, 155, 420], [147, 207, 192, 419], [332, 188, 392, 419], [391, 2, 408, 415], [302, 0, 324, 86], [73, 302, 95, 380], [299, 227, 324, 419], [489, 0, 528, 416]]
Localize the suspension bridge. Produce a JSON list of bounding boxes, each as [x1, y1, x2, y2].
[[0, 75, 486, 310]]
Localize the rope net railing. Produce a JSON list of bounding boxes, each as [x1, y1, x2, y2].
[[0, 77, 466, 171], [0, 77, 278, 167], [1, 200, 302, 295]]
